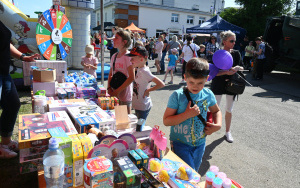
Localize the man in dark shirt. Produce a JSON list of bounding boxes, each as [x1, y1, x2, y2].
[[239, 36, 249, 60], [160, 32, 168, 74]]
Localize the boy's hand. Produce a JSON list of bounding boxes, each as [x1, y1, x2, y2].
[[185, 101, 200, 118], [204, 122, 221, 135]]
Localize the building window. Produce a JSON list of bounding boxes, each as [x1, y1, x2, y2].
[[199, 17, 205, 25], [156, 30, 164, 38], [187, 15, 194, 24], [171, 13, 179, 23]]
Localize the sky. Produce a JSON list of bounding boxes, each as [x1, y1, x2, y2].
[[13, 0, 240, 18]]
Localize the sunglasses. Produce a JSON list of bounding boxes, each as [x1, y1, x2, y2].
[[229, 40, 236, 43]]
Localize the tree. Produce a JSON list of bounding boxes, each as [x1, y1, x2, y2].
[[221, 0, 295, 40]]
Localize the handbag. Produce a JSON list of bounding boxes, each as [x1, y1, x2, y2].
[[183, 87, 213, 138], [225, 71, 246, 95], [110, 53, 127, 90]]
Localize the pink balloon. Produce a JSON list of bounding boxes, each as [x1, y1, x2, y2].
[[208, 63, 219, 81], [212, 50, 233, 70]]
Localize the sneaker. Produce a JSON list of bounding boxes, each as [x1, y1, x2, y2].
[[179, 80, 186, 84], [7, 140, 19, 152], [168, 81, 173, 84], [0, 144, 18, 159], [225, 132, 234, 143]]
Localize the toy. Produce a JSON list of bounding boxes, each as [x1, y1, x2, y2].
[[176, 166, 193, 181], [86, 124, 105, 140], [148, 158, 163, 172], [158, 169, 170, 183]]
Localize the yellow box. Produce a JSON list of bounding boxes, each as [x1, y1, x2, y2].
[[77, 133, 93, 160], [69, 135, 84, 187]]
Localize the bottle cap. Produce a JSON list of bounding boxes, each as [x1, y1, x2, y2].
[[209, 165, 219, 176], [222, 178, 232, 188], [217, 172, 227, 181], [212, 177, 223, 188], [49, 137, 59, 149], [205, 171, 215, 181]]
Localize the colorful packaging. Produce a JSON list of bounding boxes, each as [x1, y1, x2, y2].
[[57, 88, 67, 99], [48, 127, 73, 188], [48, 99, 87, 112], [96, 85, 106, 97], [135, 149, 149, 169], [83, 156, 113, 188], [115, 156, 142, 188], [69, 135, 84, 187], [77, 133, 93, 159], [128, 150, 142, 169], [65, 88, 75, 99]]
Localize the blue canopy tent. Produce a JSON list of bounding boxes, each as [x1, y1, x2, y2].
[[186, 15, 247, 50]]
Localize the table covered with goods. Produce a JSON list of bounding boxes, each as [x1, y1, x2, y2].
[[19, 66, 243, 188]]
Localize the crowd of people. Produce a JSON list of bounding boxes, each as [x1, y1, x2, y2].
[[1, 13, 267, 176]]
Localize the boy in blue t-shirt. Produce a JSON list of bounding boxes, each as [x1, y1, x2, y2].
[[163, 58, 222, 171], [163, 48, 179, 84]]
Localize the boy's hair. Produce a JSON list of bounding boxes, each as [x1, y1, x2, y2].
[[185, 58, 210, 79], [116, 28, 132, 48], [199, 44, 205, 48]]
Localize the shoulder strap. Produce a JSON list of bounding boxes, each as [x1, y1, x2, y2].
[[188, 45, 195, 53], [183, 87, 207, 126], [112, 52, 118, 73]]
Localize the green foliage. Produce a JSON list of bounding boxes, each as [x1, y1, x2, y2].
[[220, 0, 295, 40]]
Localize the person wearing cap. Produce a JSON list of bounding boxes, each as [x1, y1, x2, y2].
[[126, 46, 164, 121], [163, 48, 179, 84], [81, 45, 99, 78]]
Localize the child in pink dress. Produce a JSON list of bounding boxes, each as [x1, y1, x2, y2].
[[81, 45, 98, 78]]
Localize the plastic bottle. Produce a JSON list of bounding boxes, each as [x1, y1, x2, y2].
[[217, 172, 227, 181], [43, 138, 65, 188], [205, 171, 215, 188], [222, 178, 232, 188], [209, 165, 219, 177], [212, 177, 223, 188]]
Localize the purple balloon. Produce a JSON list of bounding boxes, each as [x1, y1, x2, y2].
[[212, 50, 233, 70], [208, 63, 219, 81]]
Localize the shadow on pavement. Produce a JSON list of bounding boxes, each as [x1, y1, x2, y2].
[[198, 136, 226, 176]]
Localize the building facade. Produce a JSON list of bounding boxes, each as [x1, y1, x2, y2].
[[93, 0, 225, 38]]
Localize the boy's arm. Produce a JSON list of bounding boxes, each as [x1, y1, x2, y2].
[[204, 104, 222, 135], [143, 76, 165, 98], [163, 101, 200, 126]]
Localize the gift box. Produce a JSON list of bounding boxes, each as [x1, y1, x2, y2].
[[128, 150, 143, 169], [33, 68, 56, 82], [135, 149, 149, 169], [83, 156, 114, 188], [69, 135, 84, 187], [115, 156, 142, 188]]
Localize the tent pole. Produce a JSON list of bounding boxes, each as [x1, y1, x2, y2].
[[100, 0, 104, 85]]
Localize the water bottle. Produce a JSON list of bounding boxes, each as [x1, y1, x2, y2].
[[43, 138, 65, 188]]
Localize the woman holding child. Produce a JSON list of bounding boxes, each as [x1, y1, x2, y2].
[[210, 30, 244, 143]]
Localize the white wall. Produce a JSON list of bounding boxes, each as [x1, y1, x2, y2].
[[95, 5, 115, 25], [139, 6, 211, 38]]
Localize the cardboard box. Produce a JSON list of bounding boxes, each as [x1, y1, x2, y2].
[[18, 112, 77, 149], [19, 145, 48, 163], [67, 105, 116, 133], [48, 127, 73, 188], [135, 149, 149, 169], [69, 135, 84, 187], [77, 133, 93, 159], [115, 156, 142, 188], [20, 158, 43, 174], [83, 156, 114, 188], [33, 68, 56, 82], [48, 99, 87, 112], [128, 150, 143, 169], [23, 60, 67, 86], [32, 81, 57, 97]]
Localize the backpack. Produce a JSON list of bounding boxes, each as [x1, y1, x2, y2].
[[264, 42, 274, 61]]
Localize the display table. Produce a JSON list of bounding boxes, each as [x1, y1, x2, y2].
[[38, 148, 205, 188]]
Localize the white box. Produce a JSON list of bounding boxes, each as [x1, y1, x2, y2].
[[67, 105, 116, 133], [32, 81, 57, 97]]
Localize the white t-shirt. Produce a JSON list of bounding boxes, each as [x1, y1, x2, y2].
[[132, 66, 154, 111], [182, 43, 200, 62]]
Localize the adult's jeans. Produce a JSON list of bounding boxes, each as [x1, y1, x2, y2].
[[172, 141, 206, 171], [160, 51, 167, 72], [0, 74, 20, 137], [135, 107, 151, 121]]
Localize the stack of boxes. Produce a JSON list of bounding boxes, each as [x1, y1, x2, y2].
[[32, 68, 57, 97], [57, 82, 77, 99], [98, 97, 119, 110], [77, 87, 97, 99]]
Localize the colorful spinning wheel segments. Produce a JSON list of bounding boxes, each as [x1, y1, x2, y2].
[[36, 9, 73, 60]]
